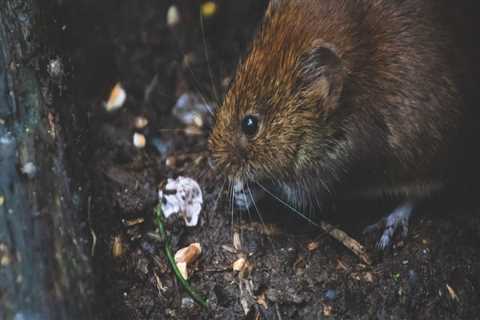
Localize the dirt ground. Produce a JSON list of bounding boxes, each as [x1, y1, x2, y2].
[[47, 1, 480, 319]]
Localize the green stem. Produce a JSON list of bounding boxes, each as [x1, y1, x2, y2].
[[154, 205, 208, 309]]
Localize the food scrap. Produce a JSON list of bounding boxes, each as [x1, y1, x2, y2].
[[133, 132, 146, 148], [105, 82, 126, 112], [158, 176, 203, 227], [172, 93, 212, 128], [167, 5, 180, 27], [201, 2, 217, 17], [174, 243, 202, 280]]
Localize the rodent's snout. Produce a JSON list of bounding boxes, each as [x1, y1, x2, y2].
[[208, 128, 249, 181]]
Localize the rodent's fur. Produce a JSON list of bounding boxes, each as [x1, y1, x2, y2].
[[209, 0, 478, 213]]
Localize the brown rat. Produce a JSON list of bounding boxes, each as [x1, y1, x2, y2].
[[208, 0, 478, 248]]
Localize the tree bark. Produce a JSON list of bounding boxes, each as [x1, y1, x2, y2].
[[0, 1, 93, 319]]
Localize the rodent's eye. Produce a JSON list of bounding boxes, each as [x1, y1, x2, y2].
[[241, 115, 259, 137]]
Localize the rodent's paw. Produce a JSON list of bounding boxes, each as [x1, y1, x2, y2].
[[364, 201, 414, 250]]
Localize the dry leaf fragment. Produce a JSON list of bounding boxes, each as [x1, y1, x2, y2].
[[105, 83, 126, 112], [307, 241, 320, 252], [446, 284, 459, 301], [256, 291, 268, 309], [233, 231, 242, 251], [0, 195, 4, 207], [233, 257, 247, 272], [112, 235, 124, 258]]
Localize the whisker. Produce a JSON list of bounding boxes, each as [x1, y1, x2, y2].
[[247, 182, 278, 251], [169, 23, 215, 117], [255, 181, 320, 227], [199, 11, 221, 106]]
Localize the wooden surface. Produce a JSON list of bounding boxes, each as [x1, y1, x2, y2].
[[0, 1, 93, 319]]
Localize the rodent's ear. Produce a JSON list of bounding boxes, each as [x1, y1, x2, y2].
[[298, 41, 345, 113]]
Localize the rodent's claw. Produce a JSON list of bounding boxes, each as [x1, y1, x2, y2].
[[366, 201, 415, 250]]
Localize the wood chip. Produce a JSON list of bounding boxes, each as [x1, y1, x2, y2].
[[320, 221, 372, 265], [446, 284, 459, 301], [122, 217, 145, 227], [112, 235, 124, 258]]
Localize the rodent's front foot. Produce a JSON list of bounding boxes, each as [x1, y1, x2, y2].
[[364, 201, 415, 250]]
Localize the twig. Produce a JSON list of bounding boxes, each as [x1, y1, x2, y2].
[[320, 221, 372, 265]]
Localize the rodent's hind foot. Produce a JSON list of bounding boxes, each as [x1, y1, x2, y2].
[[363, 201, 415, 250]]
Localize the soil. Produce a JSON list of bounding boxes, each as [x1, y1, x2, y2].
[[44, 1, 480, 319]]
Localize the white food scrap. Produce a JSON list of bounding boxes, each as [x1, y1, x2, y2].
[[167, 5, 180, 27], [133, 132, 146, 148], [172, 93, 213, 128], [105, 82, 126, 112], [158, 176, 203, 227]]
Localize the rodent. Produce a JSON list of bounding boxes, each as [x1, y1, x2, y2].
[[208, 0, 479, 248]]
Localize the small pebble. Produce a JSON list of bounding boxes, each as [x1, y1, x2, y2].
[[47, 57, 63, 78], [181, 297, 195, 309], [323, 289, 337, 301], [151, 136, 173, 156], [20, 162, 37, 179], [408, 270, 418, 287]]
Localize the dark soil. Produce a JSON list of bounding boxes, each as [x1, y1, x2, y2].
[[46, 1, 480, 319]]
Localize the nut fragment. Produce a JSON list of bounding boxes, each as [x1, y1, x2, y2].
[[105, 83, 126, 112], [0, 195, 4, 207], [174, 243, 202, 280]]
